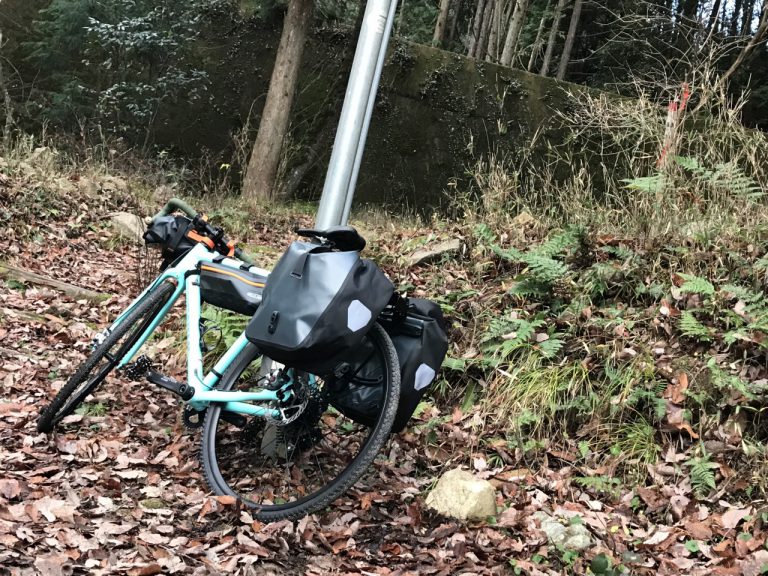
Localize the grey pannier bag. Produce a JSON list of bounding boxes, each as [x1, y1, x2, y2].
[[245, 240, 394, 375]]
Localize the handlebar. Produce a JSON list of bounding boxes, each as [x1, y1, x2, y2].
[[151, 198, 198, 221], [151, 197, 255, 266]]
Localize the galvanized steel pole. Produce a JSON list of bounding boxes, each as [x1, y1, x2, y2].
[[315, 0, 399, 229]]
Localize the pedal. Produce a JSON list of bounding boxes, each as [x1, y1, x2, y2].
[[146, 370, 195, 401], [124, 355, 153, 381]]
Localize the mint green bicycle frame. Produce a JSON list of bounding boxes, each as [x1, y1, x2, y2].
[[107, 243, 282, 418]]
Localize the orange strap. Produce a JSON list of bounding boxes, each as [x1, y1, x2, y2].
[[186, 230, 215, 250]]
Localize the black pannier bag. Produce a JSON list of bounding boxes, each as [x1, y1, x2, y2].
[[143, 215, 197, 269], [245, 241, 394, 375], [331, 297, 449, 432], [199, 262, 267, 316]]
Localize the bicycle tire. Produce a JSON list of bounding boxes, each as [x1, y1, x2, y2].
[[37, 281, 176, 433], [200, 322, 400, 521]]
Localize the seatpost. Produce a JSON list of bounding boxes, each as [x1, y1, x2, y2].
[[315, 0, 400, 229]]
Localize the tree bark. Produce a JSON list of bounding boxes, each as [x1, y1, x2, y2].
[[467, 0, 487, 56], [527, 0, 552, 71], [742, 0, 757, 34], [0, 31, 12, 153], [555, 0, 582, 80], [719, 0, 768, 84], [433, 0, 452, 47], [707, 0, 722, 33], [242, 0, 314, 203], [731, 0, 744, 35], [446, 0, 463, 44], [474, 0, 495, 59], [539, 0, 567, 76], [486, 0, 504, 61], [499, 0, 530, 67]]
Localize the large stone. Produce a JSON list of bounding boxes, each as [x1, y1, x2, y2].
[[101, 175, 129, 193], [425, 468, 496, 521], [110, 212, 145, 243], [409, 239, 462, 266], [534, 512, 593, 551]]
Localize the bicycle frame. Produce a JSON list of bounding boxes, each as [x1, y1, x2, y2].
[[107, 243, 283, 418]]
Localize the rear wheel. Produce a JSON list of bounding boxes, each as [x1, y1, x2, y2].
[[37, 281, 177, 433], [200, 322, 400, 521]]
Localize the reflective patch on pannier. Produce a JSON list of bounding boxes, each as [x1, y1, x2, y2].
[[199, 262, 266, 316], [347, 300, 372, 332], [330, 297, 449, 432]]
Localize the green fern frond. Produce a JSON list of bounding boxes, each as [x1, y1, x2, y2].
[[508, 278, 552, 298], [538, 337, 564, 359], [686, 452, 718, 498], [622, 175, 664, 194], [679, 311, 713, 341], [720, 284, 762, 303], [474, 223, 497, 246], [491, 243, 524, 262], [678, 273, 715, 297], [536, 228, 581, 258]]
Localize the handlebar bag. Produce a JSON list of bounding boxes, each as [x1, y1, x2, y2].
[[330, 297, 449, 432], [245, 241, 394, 375], [143, 215, 196, 270], [199, 262, 266, 316]]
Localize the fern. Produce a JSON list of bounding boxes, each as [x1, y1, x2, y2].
[[686, 452, 718, 498], [674, 156, 762, 200], [536, 228, 581, 258], [538, 337, 564, 359], [679, 311, 713, 341], [622, 175, 664, 194], [678, 273, 715, 297], [720, 284, 763, 303], [474, 223, 497, 246]]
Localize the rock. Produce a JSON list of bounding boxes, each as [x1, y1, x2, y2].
[[101, 175, 129, 193], [110, 212, 145, 243], [54, 177, 76, 195], [534, 512, 593, 551], [511, 210, 536, 228], [77, 176, 99, 195], [29, 146, 54, 164], [409, 239, 462, 266], [424, 468, 496, 521], [153, 184, 176, 202]]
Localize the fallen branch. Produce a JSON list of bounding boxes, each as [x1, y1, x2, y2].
[[0, 262, 110, 303]]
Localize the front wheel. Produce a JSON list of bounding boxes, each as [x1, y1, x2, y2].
[[37, 281, 176, 433], [200, 322, 400, 521]]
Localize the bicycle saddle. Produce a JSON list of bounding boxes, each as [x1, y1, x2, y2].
[[295, 226, 366, 252]]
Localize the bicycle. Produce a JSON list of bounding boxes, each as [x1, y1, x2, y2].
[[37, 198, 401, 521]]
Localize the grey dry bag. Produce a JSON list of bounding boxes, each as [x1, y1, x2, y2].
[[245, 241, 394, 375]]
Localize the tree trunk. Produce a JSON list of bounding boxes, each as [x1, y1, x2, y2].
[[446, 0, 463, 44], [707, 0, 722, 33], [742, 0, 757, 34], [486, 0, 503, 61], [0, 32, 12, 152], [539, 0, 567, 76], [555, 0, 582, 80], [474, 0, 495, 59], [527, 0, 552, 71], [499, 0, 530, 67], [719, 0, 768, 83], [467, 0, 487, 56], [242, 0, 314, 203], [433, 0, 452, 46], [731, 0, 744, 35]]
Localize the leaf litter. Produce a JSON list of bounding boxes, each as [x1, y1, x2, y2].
[[1, 169, 767, 574]]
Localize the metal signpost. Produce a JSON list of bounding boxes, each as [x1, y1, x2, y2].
[[314, 0, 399, 229]]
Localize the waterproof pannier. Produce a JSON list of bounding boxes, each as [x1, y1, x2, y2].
[[245, 241, 394, 375], [199, 262, 266, 316], [143, 215, 197, 270], [331, 297, 449, 432]]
